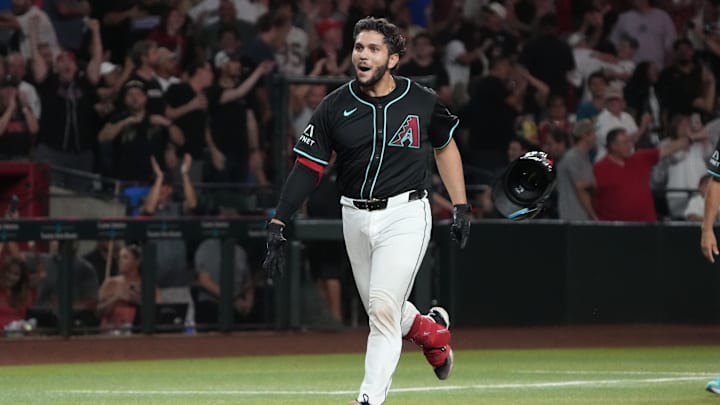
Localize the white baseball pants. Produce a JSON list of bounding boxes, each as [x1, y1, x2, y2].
[[341, 190, 432, 405]]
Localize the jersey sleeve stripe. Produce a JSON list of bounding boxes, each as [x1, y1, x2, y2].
[[296, 157, 325, 175], [293, 148, 329, 166], [434, 118, 460, 150], [708, 169, 720, 178]]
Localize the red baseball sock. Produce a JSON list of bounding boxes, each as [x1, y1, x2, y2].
[[404, 314, 451, 367]]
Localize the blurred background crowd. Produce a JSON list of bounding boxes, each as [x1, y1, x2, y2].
[[2, 0, 720, 334]]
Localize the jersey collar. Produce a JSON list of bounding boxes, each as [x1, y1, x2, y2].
[[349, 75, 409, 103]]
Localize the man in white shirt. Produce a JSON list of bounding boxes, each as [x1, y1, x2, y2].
[[595, 86, 650, 161], [12, 0, 60, 60], [567, 32, 607, 101], [188, 0, 266, 27]]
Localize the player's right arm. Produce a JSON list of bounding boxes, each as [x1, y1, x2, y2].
[[270, 98, 334, 225], [702, 178, 720, 263], [264, 97, 333, 277], [702, 141, 720, 263]]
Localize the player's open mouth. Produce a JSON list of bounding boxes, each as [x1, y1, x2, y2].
[[358, 66, 371, 72]]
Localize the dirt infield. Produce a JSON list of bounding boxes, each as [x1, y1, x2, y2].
[[2, 324, 720, 366]]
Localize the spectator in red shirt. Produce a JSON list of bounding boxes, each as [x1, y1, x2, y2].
[[593, 127, 692, 221]]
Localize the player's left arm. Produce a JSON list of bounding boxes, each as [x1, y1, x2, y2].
[[430, 101, 466, 205], [434, 139, 467, 205], [430, 99, 471, 247], [702, 138, 720, 263]]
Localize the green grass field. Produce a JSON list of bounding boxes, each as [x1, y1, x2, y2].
[[2, 346, 720, 404]]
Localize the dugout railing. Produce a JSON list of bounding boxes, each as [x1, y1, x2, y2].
[[5, 217, 720, 336]]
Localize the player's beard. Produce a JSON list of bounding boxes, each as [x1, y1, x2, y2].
[[357, 61, 388, 89]]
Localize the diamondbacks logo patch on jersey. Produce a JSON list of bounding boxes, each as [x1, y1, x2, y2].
[[388, 115, 420, 148]]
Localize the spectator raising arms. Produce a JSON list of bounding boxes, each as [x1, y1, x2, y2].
[[141, 154, 197, 327], [30, 14, 102, 176], [165, 60, 215, 182], [593, 126, 695, 222], [206, 55, 273, 184], [13, 0, 60, 60]]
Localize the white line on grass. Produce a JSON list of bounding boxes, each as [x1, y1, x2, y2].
[[520, 370, 716, 377], [52, 376, 707, 397]]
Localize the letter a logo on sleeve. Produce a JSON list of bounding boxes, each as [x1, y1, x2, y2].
[[303, 124, 315, 138], [388, 115, 420, 148]]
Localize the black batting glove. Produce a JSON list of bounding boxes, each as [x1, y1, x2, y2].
[[450, 204, 471, 249], [263, 221, 287, 279]]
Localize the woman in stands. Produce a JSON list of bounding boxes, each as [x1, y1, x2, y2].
[[0, 256, 36, 329], [97, 244, 159, 333]]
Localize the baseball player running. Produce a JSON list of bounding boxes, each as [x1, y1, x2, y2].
[[701, 139, 720, 395], [263, 17, 471, 405]]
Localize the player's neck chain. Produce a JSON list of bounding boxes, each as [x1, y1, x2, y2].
[[375, 80, 396, 97]]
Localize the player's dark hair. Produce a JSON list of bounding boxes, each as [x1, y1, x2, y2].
[[605, 127, 626, 149], [353, 17, 407, 59]]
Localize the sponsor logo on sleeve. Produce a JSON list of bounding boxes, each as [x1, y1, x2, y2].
[[299, 123, 316, 146]]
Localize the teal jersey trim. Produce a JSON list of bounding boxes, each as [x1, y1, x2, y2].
[[434, 118, 460, 150], [348, 81, 377, 199], [369, 77, 412, 199], [293, 148, 329, 166], [709, 169, 720, 178]]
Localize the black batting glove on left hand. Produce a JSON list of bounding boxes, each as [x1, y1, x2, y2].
[[263, 222, 287, 279], [451, 204, 471, 249]]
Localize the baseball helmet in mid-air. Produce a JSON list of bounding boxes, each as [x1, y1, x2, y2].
[[492, 151, 556, 221]]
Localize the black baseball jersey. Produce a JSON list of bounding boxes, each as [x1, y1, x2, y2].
[[293, 76, 459, 200], [710, 138, 720, 178]]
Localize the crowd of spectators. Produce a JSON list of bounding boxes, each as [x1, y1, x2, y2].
[[5, 0, 720, 332], [0, 0, 717, 217]]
